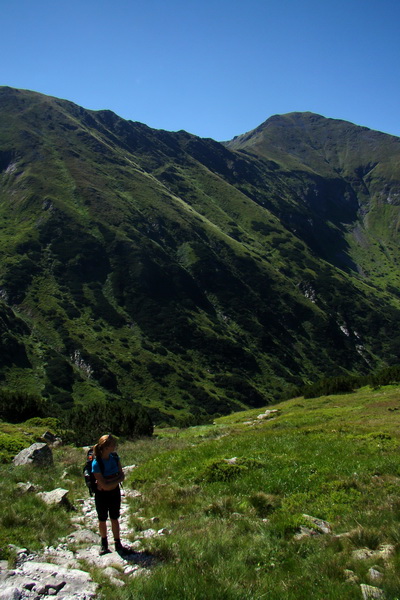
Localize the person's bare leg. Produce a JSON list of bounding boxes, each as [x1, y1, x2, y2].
[[110, 518, 120, 540], [111, 519, 128, 553], [99, 521, 107, 538], [99, 521, 109, 554]]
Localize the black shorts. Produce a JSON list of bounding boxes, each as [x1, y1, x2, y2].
[[94, 486, 121, 521]]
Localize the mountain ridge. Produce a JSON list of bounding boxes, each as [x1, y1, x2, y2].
[[0, 86, 399, 423]]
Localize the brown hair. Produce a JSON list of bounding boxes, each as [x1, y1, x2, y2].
[[94, 434, 116, 460]]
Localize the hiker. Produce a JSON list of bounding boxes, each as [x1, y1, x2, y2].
[[92, 433, 127, 555]]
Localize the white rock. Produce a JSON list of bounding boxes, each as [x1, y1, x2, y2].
[[377, 544, 395, 563], [293, 526, 320, 540], [13, 443, 53, 466], [352, 548, 376, 560], [140, 528, 158, 539], [130, 540, 143, 550], [123, 489, 142, 499], [344, 569, 359, 583], [368, 568, 383, 581], [37, 488, 70, 507], [302, 514, 332, 534], [123, 465, 137, 475], [16, 482, 36, 494], [109, 576, 125, 587], [0, 587, 22, 600], [124, 565, 139, 575], [360, 584, 386, 599], [103, 566, 121, 577]]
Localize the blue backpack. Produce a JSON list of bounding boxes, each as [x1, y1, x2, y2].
[[83, 448, 101, 496], [83, 448, 119, 495]]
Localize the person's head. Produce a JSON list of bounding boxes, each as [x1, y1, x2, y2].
[[94, 433, 117, 459]]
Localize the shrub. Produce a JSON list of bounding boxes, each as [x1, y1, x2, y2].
[[0, 391, 52, 423], [0, 432, 29, 463], [197, 457, 263, 483], [370, 365, 400, 388], [24, 417, 60, 429], [198, 460, 244, 482], [60, 399, 153, 445], [248, 492, 280, 517], [204, 496, 235, 517], [302, 375, 362, 398]]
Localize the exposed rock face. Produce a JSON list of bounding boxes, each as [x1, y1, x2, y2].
[[13, 443, 53, 467]]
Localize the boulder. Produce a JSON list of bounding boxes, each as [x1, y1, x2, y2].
[[103, 567, 121, 578], [16, 482, 36, 494], [293, 526, 320, 541], [302, 514, 332, 534], [360, 584, 386, 599], [37, 488, 70, 507], [42, 431, 57, 443], [123, 464, 136, 475], [368, 568, 383, 581], [20, 561, 97, 598], [344, 569, 359, 583], [353, 548, 377, 561], [13, 442, 53, 466], [352, 544, 395, 563], [257, 409, 280, 420], [0, 587, 21, 600]]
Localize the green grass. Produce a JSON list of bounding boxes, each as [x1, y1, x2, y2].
[[2, 385, 400, 596], [106, 384, 400, 599]]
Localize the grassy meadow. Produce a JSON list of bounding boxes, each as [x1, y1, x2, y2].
[[1, 385, 400, 598]]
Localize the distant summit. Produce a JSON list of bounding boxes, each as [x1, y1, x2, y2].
[[225, 111, 400, 177]]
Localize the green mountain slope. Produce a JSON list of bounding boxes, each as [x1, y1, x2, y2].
[[0, 88, 399, 423], [225, 112, 400, 287]]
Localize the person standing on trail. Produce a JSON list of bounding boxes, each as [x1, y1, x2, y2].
[[92, 433, 128, 555]]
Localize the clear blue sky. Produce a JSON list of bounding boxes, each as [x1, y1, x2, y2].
[[1, 0, 399, 140]]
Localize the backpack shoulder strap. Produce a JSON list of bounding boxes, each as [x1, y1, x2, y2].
[[97, 456, 105, 474]]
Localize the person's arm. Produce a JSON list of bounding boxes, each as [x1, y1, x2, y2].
[[117, 458, 125, 483], [94, 470, 124, 491]]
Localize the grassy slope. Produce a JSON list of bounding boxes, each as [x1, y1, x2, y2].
[[1, 89, 400, 421], [2, 385, 400, 598], [122, 385, 400, 599]]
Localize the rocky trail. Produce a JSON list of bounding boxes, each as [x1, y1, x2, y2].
[[0, 475, 165, 599]]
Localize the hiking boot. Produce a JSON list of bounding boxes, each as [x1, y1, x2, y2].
[[114, 540, 130, 555], [99, 538, 111, 556]]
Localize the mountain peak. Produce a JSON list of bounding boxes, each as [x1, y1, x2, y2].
[[224, 111, 399, 177]]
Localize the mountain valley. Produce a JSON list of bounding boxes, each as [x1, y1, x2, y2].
[[0, 87, 399, 423]]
